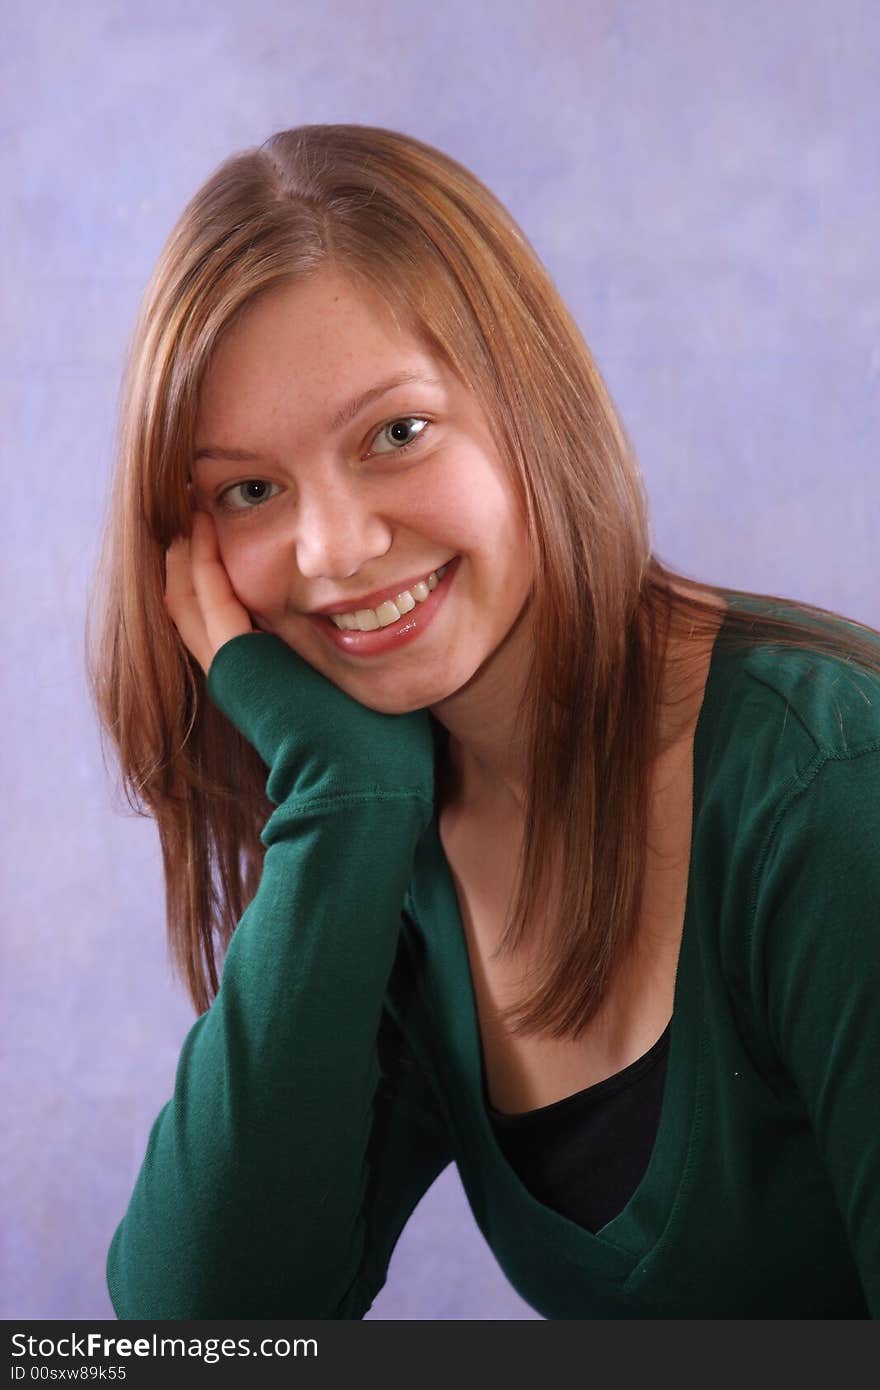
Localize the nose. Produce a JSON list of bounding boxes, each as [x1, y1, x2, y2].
[[292, 480, 393, 583]]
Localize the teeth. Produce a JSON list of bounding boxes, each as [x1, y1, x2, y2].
[[329, 564, 449, 631]]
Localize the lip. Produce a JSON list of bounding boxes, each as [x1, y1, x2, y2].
[[307, 554, 460, 658], [309, 560, 455, 617]]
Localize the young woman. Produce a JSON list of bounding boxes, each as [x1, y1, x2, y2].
[[89, 123, 880, 1319]]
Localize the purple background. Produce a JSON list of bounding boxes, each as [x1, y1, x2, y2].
[[3, 0, 878, 1321]]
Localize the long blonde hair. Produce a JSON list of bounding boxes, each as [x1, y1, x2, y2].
[[85, 123, 880, 1036]]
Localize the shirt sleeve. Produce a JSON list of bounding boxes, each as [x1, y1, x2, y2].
[[752, 745, 880, 1316], [106, 633, 454, 1319]]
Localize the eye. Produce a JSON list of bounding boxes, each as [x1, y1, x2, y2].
[[369, 415, 431, 457], [213, 417, 432, 516], [215, 479, 282, 514]]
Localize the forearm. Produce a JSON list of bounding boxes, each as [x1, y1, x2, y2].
[[107, 789, 432, 1319]]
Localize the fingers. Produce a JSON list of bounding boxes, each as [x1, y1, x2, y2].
[[163, 508, 254, 677], [189, 508, 229, 611], [189, 508, 256, 664], [189, 509, 245, 629], [164, 520, 210, 675], [164, 532, 195, 608]]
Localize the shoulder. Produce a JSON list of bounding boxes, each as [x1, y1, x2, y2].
[[740, 628, 880, 764], [704, 599, 880, 796], [702, 621, 880, 1097], [718, 623, 880, 1025], [698, 600, 880, 983]]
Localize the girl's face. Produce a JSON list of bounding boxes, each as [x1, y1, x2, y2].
[[191, 268, 535, 714]]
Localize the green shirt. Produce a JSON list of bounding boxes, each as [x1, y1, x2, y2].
[[106, 596, 880, 1319]]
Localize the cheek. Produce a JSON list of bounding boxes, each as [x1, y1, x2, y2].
[[425, 472, 514, 551], [218, 535, 278, 607], [492, 517, 535, 615]]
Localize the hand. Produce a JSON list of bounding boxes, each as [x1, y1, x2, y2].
[[164, 509, 255, 677]]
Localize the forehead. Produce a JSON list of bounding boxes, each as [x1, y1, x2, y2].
[[196, 270, 440, 438]]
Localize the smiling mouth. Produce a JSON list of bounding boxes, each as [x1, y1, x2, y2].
[[322, 562, 451, 630], [306, 554, 461, 655]]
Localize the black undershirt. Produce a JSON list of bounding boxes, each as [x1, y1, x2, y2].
[[486, 1021, 672, 1232]]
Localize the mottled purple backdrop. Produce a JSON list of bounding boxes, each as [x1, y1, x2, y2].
[[2, 0, 878, 1321]]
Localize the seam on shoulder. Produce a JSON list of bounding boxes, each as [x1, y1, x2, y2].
[[741, 741, 880, 1078], [743, 666, 880, 761], [745, 741, 880, 955], [741, 668, 824, 754], [745, 748, 829, 945], [819, 737, 880, 761]]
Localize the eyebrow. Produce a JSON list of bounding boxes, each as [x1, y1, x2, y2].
[[192, 371, 444, 465]]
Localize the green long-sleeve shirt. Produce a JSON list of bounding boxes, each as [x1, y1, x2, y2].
[[106, 596, 880, 1318]]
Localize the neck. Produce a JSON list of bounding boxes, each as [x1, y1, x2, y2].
[[428, 582, 727, 820], [428, 595, 534, 817]]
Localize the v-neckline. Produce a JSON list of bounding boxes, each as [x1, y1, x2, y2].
[[420, 598, 737, 1273]]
